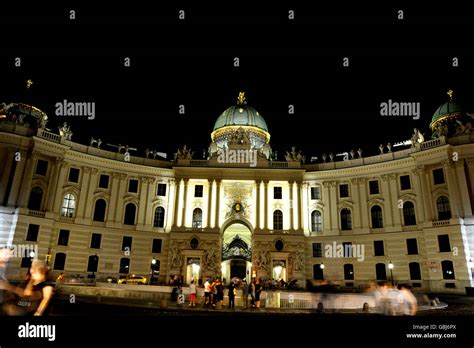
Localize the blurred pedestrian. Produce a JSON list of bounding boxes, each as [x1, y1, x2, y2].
[[228, 281, 235, 309], [241, 279, 249, 308], [189, 280, 197, 306]]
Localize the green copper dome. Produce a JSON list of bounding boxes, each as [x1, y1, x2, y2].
[[213, 104, 268, 132], [430, 90, 463, 129]]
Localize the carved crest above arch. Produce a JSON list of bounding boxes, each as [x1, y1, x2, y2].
[[367, 197, 384, 206]]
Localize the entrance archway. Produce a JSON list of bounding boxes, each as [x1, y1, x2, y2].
[[221, 221, 252, 283]]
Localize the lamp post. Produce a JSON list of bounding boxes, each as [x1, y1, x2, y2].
[[388, 261, 394, 286], [150, 258, 157, 285], [320, 262, 325, 280]]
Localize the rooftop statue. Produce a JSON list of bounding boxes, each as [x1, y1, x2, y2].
[[59, 122, 73, 140], [176, 145, 193, 160]]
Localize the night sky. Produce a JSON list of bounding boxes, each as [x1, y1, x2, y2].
[[1, 2, 473, 161]]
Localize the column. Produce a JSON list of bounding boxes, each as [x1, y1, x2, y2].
[[137, 176, 152, 226], [466, 160, 474, 213], [412, 166, 426, 224], [215, 180, 221, 228], [322, 181, 332, 231], [455, 160, 472, 217], [350, 179, 362, 230], [292, 182, 299, 230], [0, 148, 15, 203], [443, 160, 461, 218], [255, 180, 260, 231], [301, 182, 310, 233], [181, 179, 189, 227], [52, 161, 69, 215], [289, 181, 294, 230], [259, 181, 265, 229], [264, 180, 269, 229], [76, 166, 91, 218], [18, 151, 37, 208], [328, 181, 338, 232], [46, 158, 63, 212], [166, 179, 176, 231], [173, 179, 182, 227], [210, 180, 217, 229], [420, 171, 434, 221], [358, 178, 369, 230], [387, 174, 401, 226], [83, 168, 98, 220], [107, 172, 121, 223], [380, 175, 393, 227], [207, 179, 213, 228], [114, 174, 128, 223]]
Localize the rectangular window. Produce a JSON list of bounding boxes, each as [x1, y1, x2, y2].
[[438, 234, 451, 252], [122, 236, 133, 252], [35, 159, 48, 176], [68, 168, 80, 183], [98, 174, 110, 189], [90, 233, 102, 249], [369, 180, 380, 195], [433, 168, 445, 185], [339, 184, 349, 198], [342, 242, 352, 257], [374, 240, 385, 256], [157, 183, 167, 196], [194, 185, 203, 197], [274, 187, 282, 199], [406, 238, 418, 255], [312, 243, 322, 258], [58, 229, 70, 246], [400, 175, 411, 190], [26, 224, 39, 242], [310, 187, 321, 200], [152, 239, 162, 253], [128, 179, 139, 193]]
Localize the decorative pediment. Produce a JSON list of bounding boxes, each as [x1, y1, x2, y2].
[[368, 197, 384, 206], [399, 193, 416, 202], [62, 185, 80, 196], [310, 201, 324, 210], [151, 198, 167, 207], [431, 187, 449, 197], [94, 191, 110, 200], [337, 200, 354, 209], [123, 195, 139, 205]]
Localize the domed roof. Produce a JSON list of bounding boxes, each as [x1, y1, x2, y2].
[[430, 90, 463, 129], [213, 93, 268, 132]]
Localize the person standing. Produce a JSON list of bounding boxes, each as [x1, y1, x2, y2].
[[241, 279, 249, 309], [204, 279, 212, 307], [228, 281, 235, 309], [189, 280, 197, 307], [255, 279, 262, 309], [249, 279, 256, 308], [215, 278, 224, 307]]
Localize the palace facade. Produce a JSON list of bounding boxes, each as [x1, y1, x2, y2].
[[0, 92, 473, 293]]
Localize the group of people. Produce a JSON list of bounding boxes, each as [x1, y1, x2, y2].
[[369, 282, 418, 316]]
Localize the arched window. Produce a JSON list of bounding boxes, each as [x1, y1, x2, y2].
[[119, 258, 130, 274], [123, 203, 136, 225], [154, 207, 165, 228], [340, 208, 352, 230], [403, 201, 416, 226], [311, 210, 322, 232], [61, 193, 76, 217], [437, 196, 452, 221], [192, 208, 202, 228], [409, 262, 421, 280], [313, 264, 324, 280], [371, 205, 384, 228], [344, 264, 354, 280], [375, 263, 387, 280], [441, 260, 455, 280], [87, 255, 99, 273], [93, 199, 107, 222], [27, 186, 43, 211], [273, 210, 283, 230], [53, 253, 66, 270]]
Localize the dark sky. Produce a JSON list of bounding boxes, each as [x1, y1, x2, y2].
[[1, 2, 473, 161]]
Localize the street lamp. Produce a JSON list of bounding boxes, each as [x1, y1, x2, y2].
[[150, 258, 157, 285], [320, 262, 325, 280], [388, 261, 394, 286]]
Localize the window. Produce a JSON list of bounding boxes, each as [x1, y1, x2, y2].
[[61, 193, 76, 217], [438, 234, 451, 252], [194, 185, 203, 197], [153, 207, 165, 228], [128, 179, 139, 193], [26, 224, 39, 242], [90, 233, 102, 249], [122, 236, 133, 252], [93, 199, 107, 222], [371, 205, 384, 228], [311, 210, 322, 232], [433, 168, 445, 185], [339, 184, 349, 198], [312, 243, 322, 258], [313, 264, 324, 280], [344, 264, 354, 280], [374, 240, 385, 256], [58, 229, 70, 246], [375, 263, 387, 280], [275, 240, 284, 251], [53, 253, 66, 270], [274, 187, 282, 199], [157, 183, 167, 196], [340, 208, 352, 230], [119, 258, 130, 274], [441, 260, 455, 280], [409, 262, 421, 280], [20, 249, 35, 268], [403, 201, 416, 226], [406, 238, 418, 255], [342, 242, 352, 257], [311, 187, 321, 200], [68, 168, 80, 183], [192, 208, 203, 228], [190, 238, 199, 249], [27, 186, 43, 211], [87, 255, 99, 273], [152, 239, 162, 253], [35, 159, 48, 176], [123, 203, 136, 225], [369, 180, 380, 195], [437, 196, 451, 220], [273, 210, 283, 230], [400, 175, 411, 190], [151, 259, 160, 274], [98, 174, 110, 189]]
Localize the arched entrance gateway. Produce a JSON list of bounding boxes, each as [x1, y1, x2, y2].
[[221, 220, 253, 283]]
